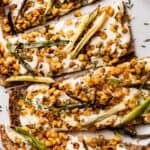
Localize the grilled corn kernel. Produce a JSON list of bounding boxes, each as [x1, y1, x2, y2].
[[74, 10, 82, 17], [65, 19, 73, 25]]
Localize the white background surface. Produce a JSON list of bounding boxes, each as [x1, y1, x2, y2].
[[0, 0, 150, 149]]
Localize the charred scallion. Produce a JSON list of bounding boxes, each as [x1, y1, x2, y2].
[[6, 76, 55, 84], [65, 7, 98, 52], [70, 11, 108, 59], [18, 40, 69, 49], [15, 127, 48, 150]]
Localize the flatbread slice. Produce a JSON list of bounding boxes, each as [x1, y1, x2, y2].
[[60, 58, 150, 102], [7, 77, 150, 131], [0, 125, 149, 150], [0, 2, 132, 80], [1, 0, 98, 35]]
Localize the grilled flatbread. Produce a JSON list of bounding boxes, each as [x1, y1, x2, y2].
[[0, 2, 132, 80], [1, 0, 98, 35], [1, 125, 149, 150], [7, 59, 150, 131]]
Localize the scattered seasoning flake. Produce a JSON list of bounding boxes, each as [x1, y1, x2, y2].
[[0, 105, 2, 112], [125, 0, 134, 9], [144, 23, 149, 26], [141, 45, 146, 48], [144, 39, 150, 42]]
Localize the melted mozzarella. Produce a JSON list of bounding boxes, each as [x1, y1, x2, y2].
[[91, 57, 105, 67], [27, 84, 49, 92], [61, 77, 82, 89], [20, 114, 39, 126], [26, 54, 38, 69], [63, 116, 77, 127], [19, 64, 27, 74], [58, 93, 70, 103], [32, 93, 45, 109], [123, 88, 139, 101], [35, 36, 46, 42], [11, 0, 25, 16], [38, 62, 50, 76], [8, 34, 27, 44]]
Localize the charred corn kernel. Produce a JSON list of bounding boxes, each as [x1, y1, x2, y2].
[[22, 33, 28, 40], [62, 3, 68, 9], [3, 25, 11, 32], [59, 133, 68, 140], [65, 19, 73, 25], [22, 126, 30, 132], [144, 113, 150, 123], [130, 59, 137, 66], [13, 63, 19, 70], [78, 54, 88, 61], [66, 30, 74, 37], [86, 137, 97, 148], [18, 100, 25, 106], [85, 76, 93, 86], [107, 6, 114, 16], [103, 55, 110, 62], [27, 92, 33, 100], [67, 2, 73, 9], [127, 98, 137, 108], [110, 24, 118, 32], [37, 132, 43, 139], [53, 90, 60, 96], [21, 110, 28, 115], [48, 87, 56, 95], [16, 24, 21, 30], [122, 43, 129, 49], [84, 110, 91, 116], [74, 10, 82, 17], [109, 58, 119, 65], [115, 12, 123, 22], [113, 134, 121, 142], [45, 140, 53, 147], [49, 95, 56, 105], [47, 131, 57, 138], [39, 118, 47, 124], [122, 26, 128, 33], [52, 7, 59, 16], [99, 31, 107, 40], [15, 138, 22, 144]]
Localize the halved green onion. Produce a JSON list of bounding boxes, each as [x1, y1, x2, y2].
[[70, 11, 108, 59], [15, 127, 48, 150], [65, 7, 98, 52], [18, 40, 69, 49], [6, 76, 55, 84], [118, 97, 150, 125], [82, 102, 126, 127], [7, 42, 34, 73], [44, 0, 54, 15], [43, 0, 54, 23]]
